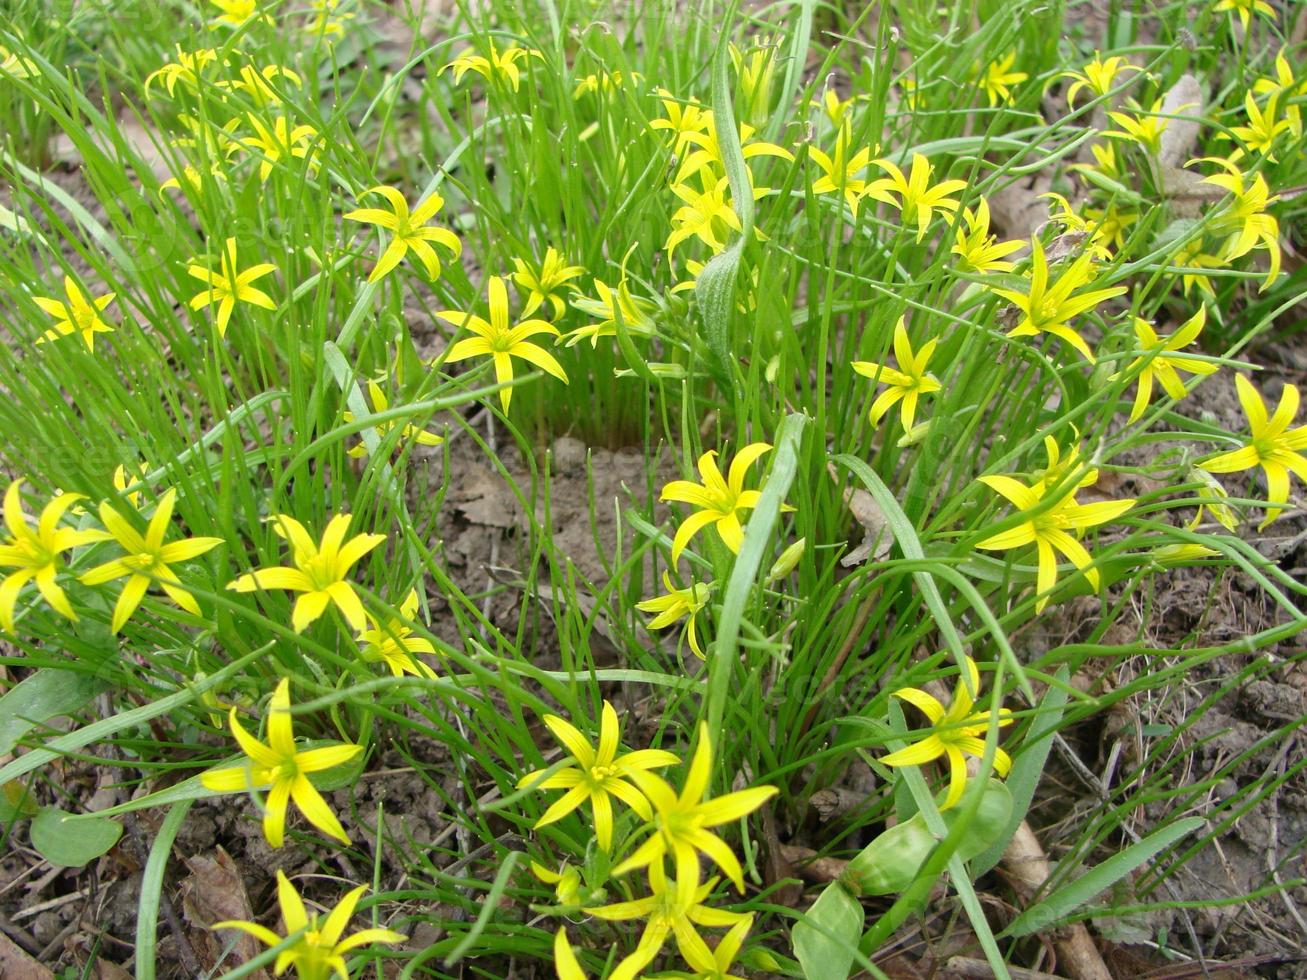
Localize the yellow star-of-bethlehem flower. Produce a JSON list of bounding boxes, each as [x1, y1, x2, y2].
[[808, 119, 876, 218], [1226, 91, 1292, 161], [144, 46, 219, 96], [675, 111, 794, 184], [879, 656, 1013, 810], [1058, 52, 1140, 105], [228, 513, 385, 632], [665, 176, 746, 258], [160, 116, 242, 197], [584, 863, 750, 980], [1214, 0, 1276, 29], [532, 861, 582, 906], [851, 317, 942, 432], [1035, 431, 1100, 495], [1080, 202, 1138, 253], [566, 277, 657, 348], [517, 700, 680, 851], [186, 237, 277, 337], [811, 87, 858, 127], [573, 69, 642, 99], [651, 88, 710, 156], [208, 0, 273, 28], [616, 722, 778, 904], [1040, 192, 1113, 260], [0, 482, 108, 633], [1253, 50, 1305, 137], [441, 40, 540, 91], [951, 198, 1024, 274], [437, 276, 569, 414], [1173, 239, 1226, 298], [305, 0, 356, 39], [342, 381, 444, 462], [80, 488, 223, 633], [33, 276, 116, 350], [511, 247, 585, 319], [344, 185, 462, 283], [680, 914, 753, 980], [730, 40, 778, 126], [219, 63, 302, 108], [0, 44, 38, 79], [342, 380, 443, 458], [1200, 375, 1307, 529], [988, 237, 1126, 363], [976, 473, 1134, 612], [979, 51, 1028, 106], [1201, 157, 1281, 289], [1068, 143, 1127, 190], [112, 462, 151, 510], [1111, 306, 1217, 423], [1103, 97, 1173, 156], [212, 870, 405, 980], [240, 114, 319, 181], [637, 571, 713, 659], [201, 679, 363, 847], [356, 588, 437, 678], [661, 443, 775, 564], [865, 153, 967, 241]]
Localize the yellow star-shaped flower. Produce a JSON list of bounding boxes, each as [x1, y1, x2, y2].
[[437, 276, 569, 414], [200, 678, 363, 847], [851, 317, 942, 432], [1200, 375, 1307, 530], [227, 513, 385, 632], [212, 870, 404, 980], [517, 700, 679, 852], [879, 656, 1013, 810]]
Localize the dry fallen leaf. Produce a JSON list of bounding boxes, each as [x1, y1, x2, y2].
[[830, 461, 892, 567], [179, 848, 269, 979], [0, 933, 54, 980], [452, 468, 522, 528]]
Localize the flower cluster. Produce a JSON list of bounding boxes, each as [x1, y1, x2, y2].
[[518, 703, 775, 978]]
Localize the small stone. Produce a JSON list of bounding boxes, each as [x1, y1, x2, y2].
[[551, 436, 587, 470]]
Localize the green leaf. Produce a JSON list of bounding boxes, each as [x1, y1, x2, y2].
[[694, 1, 750, 388], [136, 800, 194, 980], [0, 650, 262, 787], [847, 780, 1013, 896], [0, 781, 38, 821], [0, 202, 31, 236], [1004, 816, 1207, 937], [970, 668, 1071, 876], [0, 669, 108, 756], [30, 807, 124, 867], [707, 413, 808, 735], [792, 882, 864, 980]]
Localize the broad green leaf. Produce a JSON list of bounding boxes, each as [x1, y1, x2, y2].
[[848, 780, 1012, 896], [30, 807, 123, 867], [1004, 816, 1206, 937], [0, 668, 108, 756], [0, 650, 261, 787], [694, 3, 751, 388], [793, 882, 863, 980]]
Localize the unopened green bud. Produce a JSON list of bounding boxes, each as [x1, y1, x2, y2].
[[767, 538, 806, 581]]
